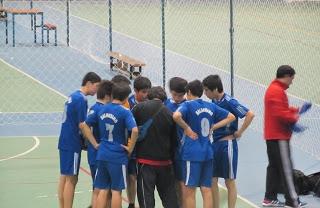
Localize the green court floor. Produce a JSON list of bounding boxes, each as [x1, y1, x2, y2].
[[0, 59, 65, 113], [0, 137, 257, 207]]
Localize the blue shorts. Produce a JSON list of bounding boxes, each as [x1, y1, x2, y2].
[[94, 160, 127, 191], [182, 160, 213, 188], [174, 159, 183, 181], [59, 149, 81, 176], [128, 159, 137, 175], [212, 140, 238, 179]]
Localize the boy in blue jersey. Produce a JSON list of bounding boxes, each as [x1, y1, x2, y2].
[[173, 80, 235, 208], [128, 76, 151, 109], [58, 72, 101, 208], [82, 83, 138, 208], [202, 75, 255, 208], [127, 76, 151, 208], [86, 80, 113, 208], [164, 77, 188, 207]]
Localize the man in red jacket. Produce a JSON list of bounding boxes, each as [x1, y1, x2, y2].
[[262, 65, 307, 208]]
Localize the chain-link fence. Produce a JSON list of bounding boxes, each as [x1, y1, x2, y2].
[[0, 0, 319, 157]]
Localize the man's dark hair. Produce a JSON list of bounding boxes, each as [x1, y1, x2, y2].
[[147, 86, 167, 102], [133, 76, 151, 91], [185, 80, 203, 98], [97, 80, 113, 100], [111, 75, 131, 85], [82, 72, 101, 86], [169, 77, 188, 94], [202, 75, 224, 93], [276, 65, 296, 78], [112, 83, 131, 101]]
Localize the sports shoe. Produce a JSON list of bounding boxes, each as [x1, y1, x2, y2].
[[284, 200, 307, 208], [262, 199, 285, 207]]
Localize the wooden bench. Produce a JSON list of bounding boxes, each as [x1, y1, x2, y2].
[[108, 51, 146, 80], [6, 8, 44, 46], [43, 23, 57, 46], [0, 7, 6, 20]]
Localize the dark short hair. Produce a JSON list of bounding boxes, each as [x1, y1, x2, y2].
[[169, 77, 188, 93], [185, 80, 203, 98], [81, 72, 101, 86], [133, 76, 151, 91], [111, 75, 131, 85], [202, 75, 224, 93], [97, 80, 113, 99], [276, 65, 296, 78], [147, 86, 167, 102], [112, 83, 131, 101]]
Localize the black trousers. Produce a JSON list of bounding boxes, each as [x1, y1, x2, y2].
[[264, 140, 299, 206], [137, 163, 179, 208]]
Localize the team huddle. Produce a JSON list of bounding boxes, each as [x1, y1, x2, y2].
[[57, 72, 255, 208]]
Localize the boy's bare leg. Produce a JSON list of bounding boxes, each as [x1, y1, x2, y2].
[[96, 189, 109, 208], [111, 190, 122, 208], [201, 186, 213, 208], [225, 179, 237, 208], [58, 175, 66, 208], [63, 175, 78, 208], [184, 186, 196, 208], [127, 174, 136, 207], [211, 177, 220, 208], [105, 191, 112, 208], [177, 181, 186, 207], [90, 188, 100, 208]]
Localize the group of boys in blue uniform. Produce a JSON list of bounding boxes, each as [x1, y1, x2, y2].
[[58, 72, 254, 208]]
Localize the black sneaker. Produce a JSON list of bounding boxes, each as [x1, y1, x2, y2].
[[284, 200, 307, 208]]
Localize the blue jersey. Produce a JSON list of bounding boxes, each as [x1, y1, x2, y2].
[[86, 103, 137, 164], [165, 98, 186, 160], [177, 99, 229, 161], [165, 98, 186, 114], [86, 102, 104, 165], [128, 94, 137, 110], [58, 90, 88, 153], [212, 93, 249, 142]]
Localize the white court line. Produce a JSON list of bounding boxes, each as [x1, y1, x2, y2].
[[0, 58, 67, 99], [0, 136, 40, 162], [35, 189, 92, 199], [36, 195, 48, 198]]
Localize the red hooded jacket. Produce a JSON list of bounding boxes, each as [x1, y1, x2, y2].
[[264, 79, 299, 140]]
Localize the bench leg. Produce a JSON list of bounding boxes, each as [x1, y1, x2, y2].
[[54, 29, 57, 46], [110, 57, 114, 71], [129, 65, 133, 80], [139, 66, 142, 73], [12, 14, 15, 47], [46, 29, 49, 43], [41, 14, 44, 46], [30, 14, 33, 30], [34, 14, 36, 43], [5, 13, 8, 44]]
